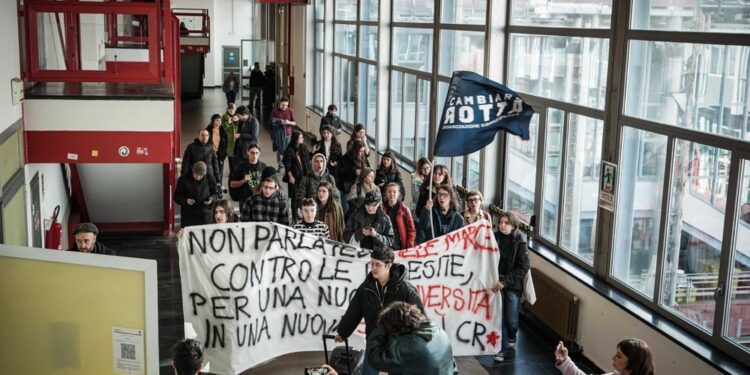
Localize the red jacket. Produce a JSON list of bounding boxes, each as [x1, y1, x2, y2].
[[381, 201, 416, 249]]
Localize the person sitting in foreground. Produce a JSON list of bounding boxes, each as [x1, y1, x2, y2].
[[366, 301, 458, 375], [555, 338, 655, 375]]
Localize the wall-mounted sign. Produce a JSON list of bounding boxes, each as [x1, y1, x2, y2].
[[118, 146, 130, 157], [598, 161, 617, 212]]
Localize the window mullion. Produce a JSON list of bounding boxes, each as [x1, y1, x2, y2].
[[652, 136, 675, 306], [556, 111, 570, 246]]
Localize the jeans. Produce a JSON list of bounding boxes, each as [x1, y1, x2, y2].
[[225, 91, 237, 105], [248, 87, 263, 115], [501, 289, 521, 352], [277, 134, 290, 166], [362, 356, 380, 375]]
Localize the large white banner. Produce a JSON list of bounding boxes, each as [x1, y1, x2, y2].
[[178, 220, 501, 375]]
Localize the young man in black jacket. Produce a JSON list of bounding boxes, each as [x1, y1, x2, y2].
[[336, 247, 424, 375]]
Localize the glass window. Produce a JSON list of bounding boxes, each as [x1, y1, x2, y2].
[[452, 156, 464, 187], [315, 0, 325, 20], [560, 114, 603, 265], [393, 0, 434, 22], [541, 108, 564, 242], [441, 0, 486, 25], [624, 41, 750, 142], [505, 113, 539, 224], [511, 0, 612, 28], [468, 151, 481, 190], [415, 78, 431, 160], [402, 74, 418, 157], [334, 24, 356, 55], [509, 34, 609, 110], [334, 0, 357, 21], [726, 161, 750, 349], [393, 28, 434, 73], [358, 63, 377, 128], [631, 1, 750, 34], [361, 0, 379, 21], [438, 30, 485, 77], [333, 57, 356, 125], [313, 51, 325, 110], [360, 25, 378, 60], [315, 23, 324, 49], [661, 139, 729, 333], [390, 71, 404, 154], [612, 127, 668, 299]]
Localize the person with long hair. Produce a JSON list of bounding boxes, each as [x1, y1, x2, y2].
[[491, 211, 530, 363], [338, 140, 372, 214], [416, 184, 463, 244], [462, 190, 491, 225], [315, 182, 345, 242], [347, 167, 381, 219], [346, 123, 372, 157], [312, 124, 343, 180], [282, 131, 310, 221], [381, 182, 416, 250], [411, 157, 432, 216], [555, 338, 655, 375], [375, 151, 405, 199], [211, 199, 238, 223], [415, 164, 452, 220]]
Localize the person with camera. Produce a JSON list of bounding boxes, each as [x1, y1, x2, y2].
[[335, 247, 424, 375]]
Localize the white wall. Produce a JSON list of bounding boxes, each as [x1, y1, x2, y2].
[[79, 164, 164, 223], [530, 251, 723, 375], [210, 0, 256, 87], [24, 164, 71, 249], [0, 0, 22, 132]]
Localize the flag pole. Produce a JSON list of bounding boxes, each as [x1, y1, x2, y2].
[[429, 157, 436, 240]]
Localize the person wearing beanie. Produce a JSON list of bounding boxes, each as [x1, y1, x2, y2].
[[344, 191, 393, 251], [67, 222, 116, 255], [295, 152, 340, 217], [174, 161, 219, 227], [181, 128, 221, 191]]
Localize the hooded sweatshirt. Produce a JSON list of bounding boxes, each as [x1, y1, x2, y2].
[[338, 263, 424, 339], [295, 153, 340, 209]]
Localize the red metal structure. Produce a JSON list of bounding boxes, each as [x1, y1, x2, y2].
[[19, 0, 181, 238]]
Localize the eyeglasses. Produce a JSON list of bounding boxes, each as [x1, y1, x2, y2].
[[437, 192, 450, 197], [468, 197, 481, 202]]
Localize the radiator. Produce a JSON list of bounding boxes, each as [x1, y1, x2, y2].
[[525, 267, 579, 341]]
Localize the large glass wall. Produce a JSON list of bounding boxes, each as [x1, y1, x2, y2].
[[307, 1, 750, 365]]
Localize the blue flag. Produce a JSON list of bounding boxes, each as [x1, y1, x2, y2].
[[434, 71, 535, 157]]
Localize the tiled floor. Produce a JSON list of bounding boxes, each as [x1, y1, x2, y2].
[[101, 89, 578, 374]]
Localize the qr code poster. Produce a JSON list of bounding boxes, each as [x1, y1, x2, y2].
[[112, 327, 145, 375]]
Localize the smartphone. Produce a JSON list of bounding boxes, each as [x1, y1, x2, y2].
[[304, 367, 328, 375]]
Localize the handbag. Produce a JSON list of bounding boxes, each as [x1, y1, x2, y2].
[[523, 270, 536, 305]]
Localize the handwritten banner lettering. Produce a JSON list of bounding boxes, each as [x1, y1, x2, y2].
[[178, 221, 501, 375]]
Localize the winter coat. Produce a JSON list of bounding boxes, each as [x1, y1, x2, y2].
[[181, 139, 220, 184], [67, 241, 116, 255], [381, 202, 416, 250], [316, 201, 345, 242], [343, 206, 394, 251], [282, 146, 310, 184], [495, 230, 529, 292], [366, 323, 458, 375], [347, 183, 381, 219], [337, 263, 423, 338], [416, 208, 464, 244], [174, 173, 219, 227], [313, 139, 342, 179], [221, 115, 240, 158], [240, 191, 290, 226], [295, 160, 340, 210], [375, 167, 405, 198], [206, 123, 228, 161], [319, 113, 342, 133], [249, 69, 265, 88]]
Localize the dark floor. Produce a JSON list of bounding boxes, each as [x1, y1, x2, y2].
[[100, 89, 596, 374]]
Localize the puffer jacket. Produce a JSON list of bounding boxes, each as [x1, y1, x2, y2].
[[343, 207, 394, 251], [495, 230, 529, 292], [181, 139, 220, 183], [337, 263, 424, 338], [366, 322, 459, 375]]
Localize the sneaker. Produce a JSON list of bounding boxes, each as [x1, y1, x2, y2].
[[507, 339, 516, 349], [493, 352, 504, 362]]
